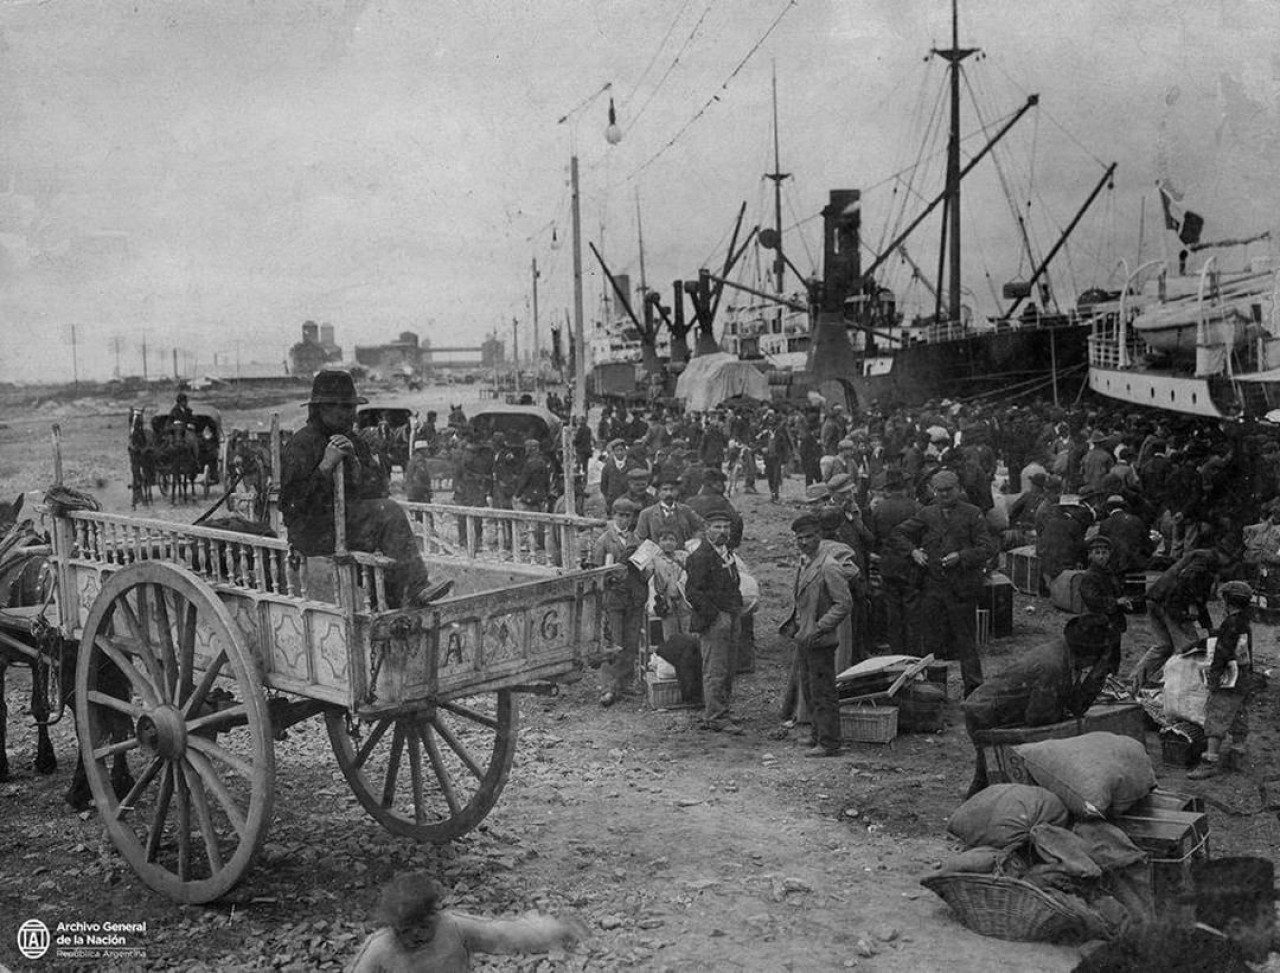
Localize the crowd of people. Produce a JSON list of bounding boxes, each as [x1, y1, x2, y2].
[[565, 392, 1277, 776], [267, 371, 1279, 967]]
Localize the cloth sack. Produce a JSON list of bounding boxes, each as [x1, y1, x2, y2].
[[1028, 824, 1101, 879], [934, 846, 1012, 877], [1162, 647, 1211, 725], [947, 783, 1069, 849], [732, 550, 757, 611], [1013, 732, 1155, 819]]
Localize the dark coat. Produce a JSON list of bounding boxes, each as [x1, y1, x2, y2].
[[963, 638, 1108, 732], [600, 458, 642, 510], [870, 494, 922, 584], [890, 499, 996, 601], [1079, 563, 1127, 633], [684, 541, 743, 633], [280, 420, 389, 556], [1097, 510, 1155, 575]]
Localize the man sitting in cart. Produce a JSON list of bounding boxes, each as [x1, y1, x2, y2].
[[281, 370, 451, 609]]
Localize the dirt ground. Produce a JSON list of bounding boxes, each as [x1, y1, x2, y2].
[[2, 390, 1279, 972]]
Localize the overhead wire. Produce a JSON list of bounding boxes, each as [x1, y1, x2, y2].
[[626, 0, 718, 135], [623, 0, 695, 114], [626, 0, 798, 182]]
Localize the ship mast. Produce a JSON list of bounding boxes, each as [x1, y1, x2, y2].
[[764, 61, 791, 312], [933, 0, 977, 326]]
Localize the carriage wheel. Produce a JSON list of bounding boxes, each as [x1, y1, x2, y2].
[[325, 691, 517, 842], [76, 562, 274, 903]]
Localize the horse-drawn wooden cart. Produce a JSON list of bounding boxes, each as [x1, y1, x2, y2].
[[34, 427, 621, 904]]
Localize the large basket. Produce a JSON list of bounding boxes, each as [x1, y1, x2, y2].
[[920, 873, 1085, 943], [840, 704, 898, 744]]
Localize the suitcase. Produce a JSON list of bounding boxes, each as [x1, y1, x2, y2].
[[982, 572, 1015, 636], [1049, 568, 1088, 613]]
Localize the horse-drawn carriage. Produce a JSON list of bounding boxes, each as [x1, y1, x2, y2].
[[129, 405, 223, 507], [356, 403, 416, 474], [1, 423, 618, 903]]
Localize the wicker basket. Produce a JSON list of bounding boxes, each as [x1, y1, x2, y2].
[[920, 873, 1085, 942], [840, 704, 898, 743]]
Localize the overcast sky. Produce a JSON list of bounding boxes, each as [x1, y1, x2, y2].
[[1, 0, 1277, 384]]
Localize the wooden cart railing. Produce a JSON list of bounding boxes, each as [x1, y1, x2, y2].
[[401, 501, 604, 570]]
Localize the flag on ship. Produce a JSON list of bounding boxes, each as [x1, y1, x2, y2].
[[1156, 180, 1205, 246]]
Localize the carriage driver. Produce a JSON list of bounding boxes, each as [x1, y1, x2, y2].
[[280, 370, 451, 609]]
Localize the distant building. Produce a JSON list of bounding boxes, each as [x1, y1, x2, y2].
[[355, 330, 426, 376], [289, 320, 342, 376], [480, 334, 504, 368]]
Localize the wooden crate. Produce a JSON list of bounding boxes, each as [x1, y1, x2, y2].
[[1113, 807, 1210, 905], [1127, 788, 1206, 815], [1003, 545, 1042, 595]]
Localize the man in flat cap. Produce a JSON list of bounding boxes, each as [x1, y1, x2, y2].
[[590, 496, 648, 707], [280, 370, 448, 608], [781, 513, 855, 756], [891, 468, 997, 695], [599, 438, 642, 513], [1078, 534, 1132, 674], [635, 471, 705, 548], [621, 466, 656, 512], [1188, 579, 1256, 779], [687, 467, 743, 551], [1073, 855, 1277, 971], [685, 509, 746, 733]]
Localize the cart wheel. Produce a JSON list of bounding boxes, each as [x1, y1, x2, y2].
[[76, 562, 275, 903], [325, 691, 517, 842]]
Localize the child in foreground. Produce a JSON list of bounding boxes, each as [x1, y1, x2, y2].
[[347, 872, 589, 972]]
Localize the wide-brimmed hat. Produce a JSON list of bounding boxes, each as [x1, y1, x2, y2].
[[1221, 580, 1255, 605], [827, 473, 857, 495], [1064, 614, 1112, 658], [306, 370, 367, 406], [804, 483, 831, 503]]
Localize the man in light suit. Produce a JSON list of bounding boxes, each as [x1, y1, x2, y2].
[[781, 513, 856, 756], [891, 468, 997, 696]]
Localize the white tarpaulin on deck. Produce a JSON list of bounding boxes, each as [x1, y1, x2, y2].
[[674, 353, 770, 412]]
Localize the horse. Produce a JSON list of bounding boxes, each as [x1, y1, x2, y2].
[[127, 408, 156, 508], [160, 424, 199, 504], [0, 495, 135, 808], [447, 404, 468, 432]]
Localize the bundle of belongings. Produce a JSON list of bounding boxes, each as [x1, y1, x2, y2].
[[921, 732, 1161, 944]]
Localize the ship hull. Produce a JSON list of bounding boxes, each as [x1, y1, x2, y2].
[[839, 322, 1090, 410], [1090, 364, 1280, 421]]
